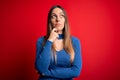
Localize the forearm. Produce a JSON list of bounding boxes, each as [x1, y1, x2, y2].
[[43, 65, 82, 78]]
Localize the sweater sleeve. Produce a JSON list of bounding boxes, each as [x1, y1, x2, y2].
[[44, 38, 82, 78], [35, 37, 53, 74]]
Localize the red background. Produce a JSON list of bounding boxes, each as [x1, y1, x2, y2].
[[0, 0, 120, 80]]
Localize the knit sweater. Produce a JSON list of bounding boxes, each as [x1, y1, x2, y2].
[[35, 36, 82, 80]]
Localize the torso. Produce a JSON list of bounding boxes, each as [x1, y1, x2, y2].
[[53, 39, 64, 51], [38, 36, 79, 80]]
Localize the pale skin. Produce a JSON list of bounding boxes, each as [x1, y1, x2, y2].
[[48, 8, 65, 51]]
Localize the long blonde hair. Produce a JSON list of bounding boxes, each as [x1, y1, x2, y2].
[[43, 5, 75, 63]]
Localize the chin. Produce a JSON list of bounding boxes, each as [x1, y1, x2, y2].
[[57, 28, 64, 31], [53, 25, 64, 30]]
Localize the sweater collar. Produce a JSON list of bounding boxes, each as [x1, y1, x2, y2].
[[58, 34, 64, 39]]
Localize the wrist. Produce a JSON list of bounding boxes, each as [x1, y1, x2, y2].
[[48, 38, 54, 42]]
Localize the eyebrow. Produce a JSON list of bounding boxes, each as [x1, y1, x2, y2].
[[51, 12, 64, 15]]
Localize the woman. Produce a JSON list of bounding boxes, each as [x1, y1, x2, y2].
[[35, 5, 82, 80]]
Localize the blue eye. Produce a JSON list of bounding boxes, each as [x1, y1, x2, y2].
[[60, 15, 65, 18], [51, 15, 57, 19]]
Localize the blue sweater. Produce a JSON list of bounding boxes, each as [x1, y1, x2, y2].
[[35, 36, 82, 80]]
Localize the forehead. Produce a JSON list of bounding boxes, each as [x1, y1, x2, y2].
[[51, 8, 64, 14]]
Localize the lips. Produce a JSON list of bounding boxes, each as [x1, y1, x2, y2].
[[55, 23, 62, 26]]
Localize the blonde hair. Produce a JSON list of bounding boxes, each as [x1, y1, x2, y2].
[[43, 5, 75, 63]]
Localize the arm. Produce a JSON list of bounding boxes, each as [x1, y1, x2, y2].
[[35, 37, 53, 74], [35, 29, 59, 74], [44, 38, 82, 78]]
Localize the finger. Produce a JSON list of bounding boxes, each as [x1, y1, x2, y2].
[[56, 34, 59, 38], [52, 28, 58, 33], [54, 29, 59, 33], [52, 28, 57, 31]]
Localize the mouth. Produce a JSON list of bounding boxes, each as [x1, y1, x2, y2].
[[55, 23, 62, 26]]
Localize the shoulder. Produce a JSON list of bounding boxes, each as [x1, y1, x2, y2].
[[36, 36, 45, 44], [71, 36, 81, 53], [71, 36, 80, 44], [71, 36, 81, 48]]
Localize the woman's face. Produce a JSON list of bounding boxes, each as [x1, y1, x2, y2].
[[50, 8, 65, 33]]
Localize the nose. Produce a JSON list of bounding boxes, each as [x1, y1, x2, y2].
[[56, 16, 60, 22]]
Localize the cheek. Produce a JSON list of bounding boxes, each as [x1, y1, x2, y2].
[[61, 18, 65, 23], [62, 19, 65, 25], [51, 20, 56, 25]]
